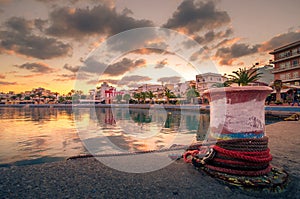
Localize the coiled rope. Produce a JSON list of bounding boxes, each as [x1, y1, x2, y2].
[[185, 137, 273, 176]]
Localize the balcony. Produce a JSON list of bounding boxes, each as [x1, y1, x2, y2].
[[273, 51, 300, 63], [272, 64, 300, 73], [282, 77, 300, 83]]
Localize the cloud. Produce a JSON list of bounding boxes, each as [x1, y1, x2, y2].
[[80, 57, 107, 74], [0, 17, 72, 59], [118, 75, 151, 85], [14, 74, 44, 78], [193, 29, 233, 46], [34, 19, 48, 31], [14, 62, 55, 73], [259, 31, 300, 52], [46, 4, 153, 38], [189, 49, 205, 62], [0, 74, 5, 79], [213, 37, 241, 49], [5, 17, 33, 34], [214, 43, 260, 65], [157, 76, 181, 84], [0, 81, 17, 85], [53, 72, 91, 82], [104, 58, 146, 76], [155, 58, 168, 69], [86, 79, 99, 85], [130, 48, 175, 56], [53, 74, 76, 81], [97, 79, 120, 85], [163, 0, 230, 34], [63, 64, 80, 73]]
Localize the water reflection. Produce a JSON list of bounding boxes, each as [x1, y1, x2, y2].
[[0, 107, 211, 166], [84, 107, 210, 154], [0, 107, 84, 166]]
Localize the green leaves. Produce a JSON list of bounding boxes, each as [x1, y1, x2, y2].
[[227, 65, 262, 86]]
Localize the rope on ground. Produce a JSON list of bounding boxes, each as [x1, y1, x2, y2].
[[184, 137, 273, 176], [67, 141, 218, 160]]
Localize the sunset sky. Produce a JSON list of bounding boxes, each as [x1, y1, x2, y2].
[[0, 0, 300, 94]]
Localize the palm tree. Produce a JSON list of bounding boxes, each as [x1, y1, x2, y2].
[[115, 94, 122, 103], [186, 86, 200, 104], [147, 91, 156, 104], [133, 92, 142, 103], [16, 93, 22, 100], [123, 94, 131, 104], [227, 65, 262, 86], [140, 92, 148, 103], [164, 88, 176, 104]]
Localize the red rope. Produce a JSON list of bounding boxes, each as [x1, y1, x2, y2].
[[186, 137, 274, 177], [183, 150, 199, 163], [213, 145, 272, 163]]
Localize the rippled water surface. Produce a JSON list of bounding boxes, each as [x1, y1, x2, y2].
[[0, 107, 211, 166], [0, 106, 281, 167]]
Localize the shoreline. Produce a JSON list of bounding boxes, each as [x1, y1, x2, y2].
[[1, 103, 300, 114], [0, 121, 299, 198]]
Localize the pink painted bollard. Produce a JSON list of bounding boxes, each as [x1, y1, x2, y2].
[[203, 86, 272, 140]]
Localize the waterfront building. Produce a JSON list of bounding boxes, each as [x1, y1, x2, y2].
[[196, 72, 227, 94], [270, 40, 300, 86], [95, 82, 122, 104]]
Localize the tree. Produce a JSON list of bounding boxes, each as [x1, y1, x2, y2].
[[16, 93, 22, 100], [186, 87, 200, 104], [227, 65, 262, 86], [24, 96, 31, 100], [147, 91, 156, 104], [164, 88, 176, 104], [58, 96, 65, 103], [115, 94, 122, 103], [211, 82, 230, 88], [10, 95, 17, 100], [123, 94, 131, 103], [140, 92, 148, 103], [133, 93, 142, 103]]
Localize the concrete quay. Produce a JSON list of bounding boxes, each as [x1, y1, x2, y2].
[[0, 121, 299, 198]]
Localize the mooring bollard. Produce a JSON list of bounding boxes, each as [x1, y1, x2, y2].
[[190, 86, 288, 192]]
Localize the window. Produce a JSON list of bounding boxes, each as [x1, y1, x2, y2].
[[285, 51, 291, 57], [279, 52, 285, 58], [286, 61, 291, 68], [280, 63, 285, 69], [292, 59, 299, 66], [280, 74, 286, 80], [293, 72, 299, 79], [286, 73, 291, 79], [292, 48, 298, 55]]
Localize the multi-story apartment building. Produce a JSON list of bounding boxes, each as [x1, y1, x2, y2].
[[270, 40, 300, 86], [196, 72, 227, 94]]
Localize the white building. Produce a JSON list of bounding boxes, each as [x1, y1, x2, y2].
[[196, 72, 227, 94], [95, 82, 121, 104], [173, 81, 193, 98]]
